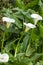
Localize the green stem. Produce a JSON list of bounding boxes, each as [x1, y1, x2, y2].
[[1, 27, 7, 51], [1, 32, 5, 51], [14, 32, 25, 57], [42, 43, 43, 60]]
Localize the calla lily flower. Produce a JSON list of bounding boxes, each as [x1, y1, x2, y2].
[[2, 17, 15, 23], [24, 23, 36, 32], [31, 14, 42, 25], [0, 53, 9, 62], [2, 17, 15, 28], [24, 23, 36, 28]]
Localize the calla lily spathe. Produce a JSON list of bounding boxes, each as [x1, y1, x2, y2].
[[24, 23, 36, 28], [31, 14, 42, 25], [2, 17, 15, 23], [2, 17, 15, 28], [0, 53, 9, 62]]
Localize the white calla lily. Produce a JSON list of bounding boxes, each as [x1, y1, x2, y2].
[[0, 53, 9, 62], [31, 14, 42, 25], [2, 17, 15, 23], [2, 17, 15, 28], [24, 23, 36, 28], [24, 23, 36, 32]]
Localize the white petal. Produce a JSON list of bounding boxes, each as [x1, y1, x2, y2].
[[2, 53, 9, 62], [31, 14, 42, 25], [24, 23, 36, 28], [2, 17, 15, 23], [0, 53, 9, 62], [31, 14, 42, 20]]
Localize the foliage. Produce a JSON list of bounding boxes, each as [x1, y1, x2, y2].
[[0, 0, 43, 65]]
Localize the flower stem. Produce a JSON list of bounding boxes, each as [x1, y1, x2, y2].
[[1, 32, 5, 51], [42, 43, 43, 60]]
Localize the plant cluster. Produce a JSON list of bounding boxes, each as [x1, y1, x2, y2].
[[0, 0, 43, 65]]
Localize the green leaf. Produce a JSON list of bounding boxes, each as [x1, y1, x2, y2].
[[39, 24, 43, 38], [24, 0, 39, 10], [3, 40, 16, 52], [16, 0, 24, 9], [26, 43, 35, 56], [20, 33, 29, 53]]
